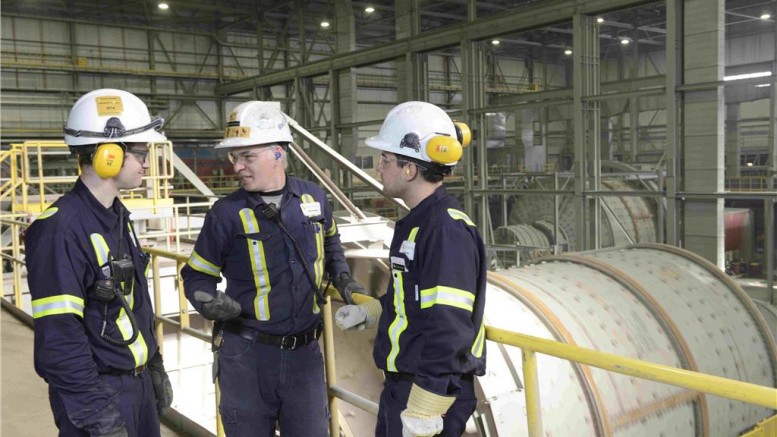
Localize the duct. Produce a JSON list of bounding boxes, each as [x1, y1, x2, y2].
[[476, 244, 777, 436]]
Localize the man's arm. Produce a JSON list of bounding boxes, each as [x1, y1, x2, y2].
[[181, 209, 227, 312], [27, 225, 126, 435]]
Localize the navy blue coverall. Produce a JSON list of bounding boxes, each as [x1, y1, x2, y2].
[[373, 186, 487, 436], [181, 176, 350, 437], [25, 179, 161, 437]]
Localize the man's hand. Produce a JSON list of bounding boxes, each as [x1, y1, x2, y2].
[[399, 384, 455, 437], [335, 299, 382, 331], [331, 273, 366, 305], [400, 412, 443, 437], [147, 352, 173, 413], [193, 291, 241, 321]]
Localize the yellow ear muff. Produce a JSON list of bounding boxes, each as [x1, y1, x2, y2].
[[426, 135, 462, 165], [453, 122, 472, 147], [92, 143, 124, 179]]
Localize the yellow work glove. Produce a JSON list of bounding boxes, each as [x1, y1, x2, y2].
[[399, 384, 455, 437], [335, 299, 382, 331]]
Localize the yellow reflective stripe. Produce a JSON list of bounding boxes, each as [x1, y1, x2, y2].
[[419, 286, 475, 312], [302, 194, 324, 314], [447, 208, 475, 227], [90, 233, 110, 266], [407, 227, 420, 243], [386, 226, 418, 372], [37, 207, 59, 220], [187, 251, 221, 277], [471, 321, 485, 358], [32, 295, 84, 319], [115, 295, 149, 367], [325, 219, 337, 237], [239, 208, 271, 320], [386, 269, 408, 372]]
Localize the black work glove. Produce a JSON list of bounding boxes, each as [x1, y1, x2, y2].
[[147, 352, 173, 414], [331, 273, 366, 305], [193, 290, 241, 321]]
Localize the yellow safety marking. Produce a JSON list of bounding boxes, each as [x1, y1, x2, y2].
[[239, 208, 271, 320]]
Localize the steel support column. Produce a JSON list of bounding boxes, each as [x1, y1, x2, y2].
[[682, 0, 725, 269]]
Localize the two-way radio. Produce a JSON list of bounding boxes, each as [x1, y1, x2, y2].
[[96, 209, 140, 346]]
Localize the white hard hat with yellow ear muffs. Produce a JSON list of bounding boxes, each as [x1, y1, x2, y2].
[[365, 101, 471, 167], [63, 88, 166, 179]]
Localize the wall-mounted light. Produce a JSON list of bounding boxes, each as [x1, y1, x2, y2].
[[158, 2, 169, 10], [491, 40, 500, 45], [564, 49, 572, 55], [596, 17, 604, 23], [320, 20, 330, 28], [761, 13, 771, 20], [747, 162, 754, 167], [620, 38, 630, 45], [365, 6, 375, 13]]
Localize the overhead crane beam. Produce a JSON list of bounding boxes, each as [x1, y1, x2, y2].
[[214, 0, 656, 95]]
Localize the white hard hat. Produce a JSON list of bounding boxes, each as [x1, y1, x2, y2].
[[365, 101, 471, 166], [64, 89, 166, 146], [217, 101, 294, 149]]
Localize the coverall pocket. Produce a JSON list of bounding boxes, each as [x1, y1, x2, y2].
[[233, 231, 284, 274], [97, 373, 125, 399], [303, 216, 325, 262], [217, 332, 252, 360]]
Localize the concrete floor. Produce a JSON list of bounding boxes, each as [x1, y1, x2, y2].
[[1, 309, 186, 436]]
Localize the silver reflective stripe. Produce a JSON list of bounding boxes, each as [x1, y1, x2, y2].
[[187, 251, 221, 277], [32, 295, 84, 319], [239, 208, 271, 320], [419, 286, 475, 312]]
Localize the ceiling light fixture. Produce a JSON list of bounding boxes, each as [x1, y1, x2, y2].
[[320, 20, 330, 28], [564, 49, 572, 55], [158, 2, 169, 10], [365, 6, 375, 13], [491, 40, 500, 45], [761, 13, 771, 20], [724, 71, 772, 81], [620, 38, 630, 45], [756, 83, 772, 88], [597, 17, 604, 23]]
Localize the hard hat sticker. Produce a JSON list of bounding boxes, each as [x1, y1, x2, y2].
[[224, 126, 252, 138], [95, 96, 124, 116]]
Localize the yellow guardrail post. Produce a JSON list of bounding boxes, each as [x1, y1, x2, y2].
[[522, 349, 543, 437], [176, 259, 190, 329], [11, 220, 23, 309], [322, 293, 340, 437], [152, 254, 164, 353]]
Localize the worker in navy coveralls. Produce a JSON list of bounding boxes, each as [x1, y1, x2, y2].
[[181, 101, 367, 437], [335, 101, 487, 437], [25, 89, 173, 437]]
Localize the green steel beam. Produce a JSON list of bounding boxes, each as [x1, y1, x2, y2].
[[215, 0, 655, 95]]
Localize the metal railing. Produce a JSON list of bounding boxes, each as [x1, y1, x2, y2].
[[2, 240, 776, 436], [2, 141, 176, 213]]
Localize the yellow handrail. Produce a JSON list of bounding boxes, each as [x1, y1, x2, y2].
[[2, 239, 775, 436]]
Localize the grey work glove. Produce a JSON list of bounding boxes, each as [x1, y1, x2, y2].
[[193, 290, 241, 321], [147, 352, 173, 413], [331, 273, 366, 305], [91, 425, 129, 437], [335, 299, 383, 331]]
